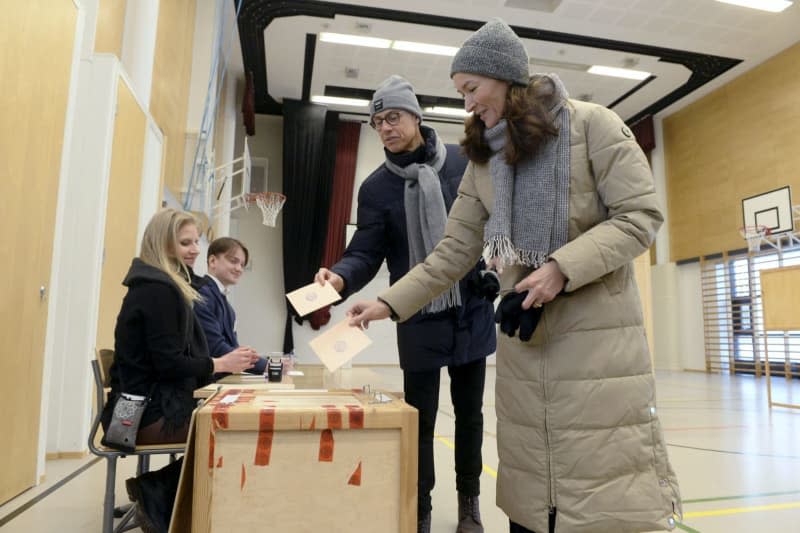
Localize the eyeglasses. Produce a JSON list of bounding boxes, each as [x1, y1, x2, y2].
[[370, 110, 404, 130]]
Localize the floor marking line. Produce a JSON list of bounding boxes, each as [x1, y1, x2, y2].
[[435, 434, 497, 478], [683, 489, 800, 505], [0, 457, 101, 527], [674, 521, 702, 533], [665, 425, 748, 432], [683, 501, 800, 518], [666, 442, 800, 460]]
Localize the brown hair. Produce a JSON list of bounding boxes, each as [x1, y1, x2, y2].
[[207, 237, 249, 267], [460, 78, 559, 166]]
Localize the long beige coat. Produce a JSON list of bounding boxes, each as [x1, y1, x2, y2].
[[381, 99, 681, 532]]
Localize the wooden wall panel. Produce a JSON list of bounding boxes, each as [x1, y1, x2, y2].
[[664, 42, 800, 262], [96, 80, 146, 351], [760, 266, 800, 331], [94, 0, 127, 56], [149, 0, 197, 200], [0, 0, 77, 504]]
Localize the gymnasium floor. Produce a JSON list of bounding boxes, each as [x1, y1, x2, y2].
[[1, 367, 799, 532]]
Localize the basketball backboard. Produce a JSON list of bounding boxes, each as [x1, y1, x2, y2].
[[741, 186, 794, 235]]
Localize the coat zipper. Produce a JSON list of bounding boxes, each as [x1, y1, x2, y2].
[[541, 337, 555, 516]]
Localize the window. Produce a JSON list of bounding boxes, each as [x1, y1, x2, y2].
[[702, 240, 800, 377]]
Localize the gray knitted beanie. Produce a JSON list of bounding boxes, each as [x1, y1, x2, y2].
[[369, 75, 423, 120], [450, 18, 529, 86]]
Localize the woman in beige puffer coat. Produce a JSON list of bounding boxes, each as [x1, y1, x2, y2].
[[348, 18, 681, 533]]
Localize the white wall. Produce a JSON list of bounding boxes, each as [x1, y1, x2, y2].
[[230, 115, 286, 355], [651, 116, 671, 266], [646, 116, 708, 371], [676, 262, 707, 371], [120, 0, 159, 110], [652, 262, 706, 371]]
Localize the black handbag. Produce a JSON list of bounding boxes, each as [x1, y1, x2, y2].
[[102, 384, 155, 453]]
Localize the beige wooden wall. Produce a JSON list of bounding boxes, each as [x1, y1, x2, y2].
[[150, 0, 197, 200], [664, 42, 800, 262], [94, 0, 127, 56], [94, 0, 196, 201], [0, 0, 77, 504]]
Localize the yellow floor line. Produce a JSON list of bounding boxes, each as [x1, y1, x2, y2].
[[683, 501, 800, 518], [435, 435, 498, 478]]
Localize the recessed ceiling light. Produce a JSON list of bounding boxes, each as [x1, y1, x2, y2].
[[587, 65, 651, 81], [319, 32, 461, 57], [319, 32, 391, 48], [392, 41, 459, 56], [529, 57, 590, 72], [715, 0, 792, 12], [311, 95, 369, 107], [424, 106, 471, 117]]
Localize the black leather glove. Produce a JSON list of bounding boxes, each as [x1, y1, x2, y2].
[[494, 291, 543, 342], [466, 267, 501, 302]]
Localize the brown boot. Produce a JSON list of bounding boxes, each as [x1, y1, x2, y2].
[[457, 493, 483, 533]]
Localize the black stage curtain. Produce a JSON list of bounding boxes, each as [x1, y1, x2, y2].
[[281, 100, 338, 353]]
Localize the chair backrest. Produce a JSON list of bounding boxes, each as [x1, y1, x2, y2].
[[96, 348, 114, 388], [88, 358, 109, 455]]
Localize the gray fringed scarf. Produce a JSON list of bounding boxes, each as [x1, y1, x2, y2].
[[483, 74, 571, 268], [384, 129, 462, 313]]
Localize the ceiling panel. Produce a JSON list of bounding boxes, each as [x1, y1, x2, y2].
[[238, 0, 800, 123]]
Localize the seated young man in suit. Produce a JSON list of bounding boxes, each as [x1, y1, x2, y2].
[[195, 237, 266, 379]]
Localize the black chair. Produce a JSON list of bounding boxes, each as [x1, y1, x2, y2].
[[88, 350, 184, 533]]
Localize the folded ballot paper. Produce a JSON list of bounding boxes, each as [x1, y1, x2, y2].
[[286, 281, 341, 317], [309, 318, 372, 373]]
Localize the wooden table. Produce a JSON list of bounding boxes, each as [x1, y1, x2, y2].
[[194, 365, 328, 399]]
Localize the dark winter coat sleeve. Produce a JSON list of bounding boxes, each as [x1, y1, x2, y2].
[[331, 183, 390, 300]]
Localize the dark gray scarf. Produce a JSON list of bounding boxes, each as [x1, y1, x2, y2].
[[483, 74, 571, 268], [384, 128, 461, 313]]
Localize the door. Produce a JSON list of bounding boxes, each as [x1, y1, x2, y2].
[[0, 0, 78, 503]]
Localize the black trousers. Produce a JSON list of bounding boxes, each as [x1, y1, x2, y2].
[[403, 357, 486, 515], [510, 509, 556, 533]]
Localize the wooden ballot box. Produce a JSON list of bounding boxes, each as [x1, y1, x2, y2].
[[175, 388, 418, 532]]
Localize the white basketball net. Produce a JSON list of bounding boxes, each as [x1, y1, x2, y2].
[[251, 192, 286, 227], [739, 225, 768, 253]]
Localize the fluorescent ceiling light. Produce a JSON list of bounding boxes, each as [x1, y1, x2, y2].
[[311, 95, 369, 107], [424, 106, 471, 117], [319, 32, 391, 48], [319, 32, 459, 56], [587, 65, 651, 81], [715, 0, 792, 12], [392, 40, 459, 56], [529, 57, 590, 72]]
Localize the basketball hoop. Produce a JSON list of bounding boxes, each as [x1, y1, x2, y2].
[[739, 224, 770, 253], [246, 192, 286, 227]]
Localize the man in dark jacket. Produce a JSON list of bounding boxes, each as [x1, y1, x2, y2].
[[195, 237, 266, 379], [315, 75, 496, 533]]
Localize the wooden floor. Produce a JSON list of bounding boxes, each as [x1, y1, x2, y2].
[[1, 367, 799, 532]]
